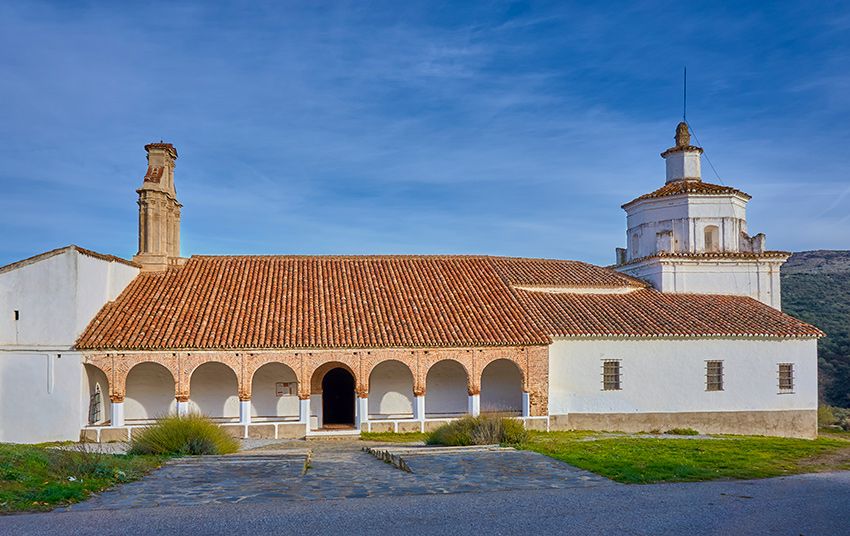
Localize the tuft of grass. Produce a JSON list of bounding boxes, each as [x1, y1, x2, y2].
[[128, 414, 239, 456], [360, 432, 427, 443], [0, 443, 162, 513], [665, 428, 700, 436], [521, 431, 850, 484], [427, 415, 528, 446]]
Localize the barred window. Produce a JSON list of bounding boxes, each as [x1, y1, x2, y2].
[[706, 360, 724, 391], [779, 363, 794, 392], [602, 360, 621, 391]]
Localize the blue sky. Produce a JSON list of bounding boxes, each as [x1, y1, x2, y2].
[[1, 1, 848, 267]]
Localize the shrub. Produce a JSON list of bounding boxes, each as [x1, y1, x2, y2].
[[665, 428, 700, 436], [819, 404, 837, 427], [128, 414, 239, 455], [426, 415, 528, 446]]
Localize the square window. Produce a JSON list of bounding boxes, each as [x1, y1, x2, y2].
[[706, 361, 723, 391], [779, 363, 794, 392], [602, 360, 621, 391]]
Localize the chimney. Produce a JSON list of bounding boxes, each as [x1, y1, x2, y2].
[[661, 122, 703, 183], [132, 142, 182, 271]]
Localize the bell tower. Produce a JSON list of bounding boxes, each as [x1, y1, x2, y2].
[[132, 142, 182, 271], [613, 122, 789, 309]]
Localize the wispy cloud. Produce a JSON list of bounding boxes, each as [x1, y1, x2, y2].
[[0, 0, 848, 266]]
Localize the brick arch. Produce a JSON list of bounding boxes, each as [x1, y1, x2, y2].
[[244, 355, 303, 401], [423, 356, 474, 395], [478, 354, 527, 392], [309, 360, 360, 396], [182, 355, 242, 400], [364, 357, 417, 395]]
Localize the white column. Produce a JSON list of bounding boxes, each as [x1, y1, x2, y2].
[[468, 394, 480, 417], [414, 395, 426, 421], [300, 397, 310, 435], [176, 400, 189, 417], [310, 394, 322, 429], [111, 400, 125, 427], [239, 399, 252, 425], [356, 396, 369, 429], [522, 392, 531, 417]]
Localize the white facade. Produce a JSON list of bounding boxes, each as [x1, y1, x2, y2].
[[0, 247, 138, 442], [548, 337, 817, 415]]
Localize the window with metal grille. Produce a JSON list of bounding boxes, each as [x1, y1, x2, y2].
[[706, 360, 724, 391], [602, 360, 621, 391], [779, 363, 794, 392]]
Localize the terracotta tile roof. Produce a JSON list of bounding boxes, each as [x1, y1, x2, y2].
[[515, 288, 823, 338], [617, 250, 792, 267], [77, 255, 573, 351], [623, 180, 751, 208], [491, 257, 647, 288], [75, 254, 820, 351], [0, 245, 139, 275]]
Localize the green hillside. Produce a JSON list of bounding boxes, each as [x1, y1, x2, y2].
[[781, 250, 850, 407]]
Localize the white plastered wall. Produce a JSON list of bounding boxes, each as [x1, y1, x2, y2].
[[188, 362, 240, 420], [0, 248, 139, 443], [425, 360, 468, 417], [480, 359, 523, 413], [548, 337, 818, 415], [251, 363, 300, 420], [124, 362, 177, 421], [368, 360, 414, 418], [0, 352, 84, 443]]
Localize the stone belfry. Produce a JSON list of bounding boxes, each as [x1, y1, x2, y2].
[[132, 142, 182, 271]]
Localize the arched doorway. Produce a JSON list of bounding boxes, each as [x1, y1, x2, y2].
[[480, 359, 523, 415], [322, 367, 355, 426]]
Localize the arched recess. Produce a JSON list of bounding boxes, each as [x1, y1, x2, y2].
[[425, 359, 469, 417], [82, 364, 110, 425], [251, 362, 300, 421], [368, 360, 414, 419], [189, 362, 239, 421], [125, 362, 176, 422], [480, 359, 523, 415]]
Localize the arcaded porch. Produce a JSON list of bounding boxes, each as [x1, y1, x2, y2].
[[81, 346, 549, 439]]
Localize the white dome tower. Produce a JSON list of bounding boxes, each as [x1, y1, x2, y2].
[[613, 122, 789, 309]]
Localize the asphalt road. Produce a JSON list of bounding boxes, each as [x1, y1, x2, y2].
[[3, 471, 849, 536]]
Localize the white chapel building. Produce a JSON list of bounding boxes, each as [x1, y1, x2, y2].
[[0, 124, 822, 444]]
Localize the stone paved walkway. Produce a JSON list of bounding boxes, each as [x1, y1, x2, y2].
[[68, 440, 610, 510]]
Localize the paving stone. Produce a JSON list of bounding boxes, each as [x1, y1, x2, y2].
[[68, 440, 611, 511]]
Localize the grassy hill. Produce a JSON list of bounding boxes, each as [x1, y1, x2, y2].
[[781, 250, 850, 407]]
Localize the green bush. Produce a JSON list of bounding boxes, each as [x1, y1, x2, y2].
[[426, 415, 528, 446], [665, 428, 699, 436], [128, 414, 239, 455], [819, 404, 837, 426]]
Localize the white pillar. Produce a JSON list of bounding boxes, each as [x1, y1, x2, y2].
[[522, 392, 531, 417], [176, 400, 189, 417], [111, 400, 125, 427], [300, 397, 310, 435], [310, 394, 322, 429], [356, 396, 369, 429], [414, 395, 426, 421], [239, 399, 251, 425], [468, 394, 480, 417]]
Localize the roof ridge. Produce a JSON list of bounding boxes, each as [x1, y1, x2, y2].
[[0, 244, 139, 274]]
